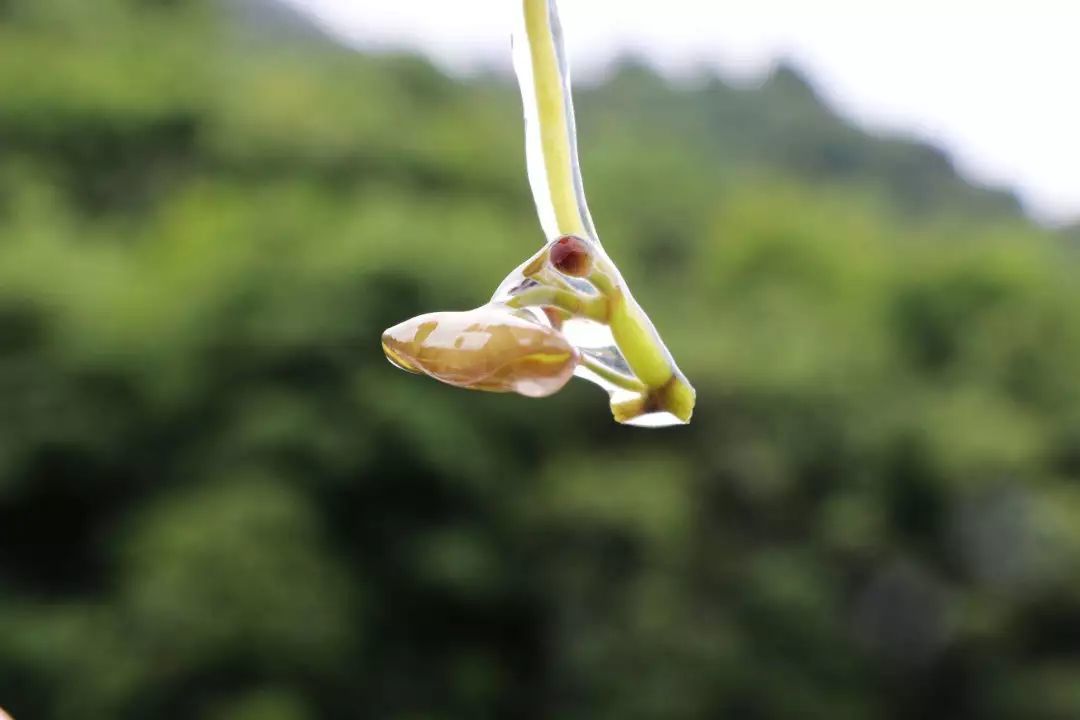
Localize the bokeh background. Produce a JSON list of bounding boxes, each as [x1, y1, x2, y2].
[[3, 1, 1080, 719]]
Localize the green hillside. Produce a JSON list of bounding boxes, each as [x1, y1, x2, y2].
[[2, 1, 1080, 719]]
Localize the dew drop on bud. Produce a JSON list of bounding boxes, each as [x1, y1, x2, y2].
[[549, 235, 591, 277]]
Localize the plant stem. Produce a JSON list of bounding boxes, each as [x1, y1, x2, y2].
[[505, 286, 607, 321], [515, 0, 593, 240], [514, 0, 696, 424], [579, 353, 647, 394]]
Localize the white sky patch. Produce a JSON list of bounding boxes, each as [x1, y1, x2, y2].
[[281, 0, 1080, 226]]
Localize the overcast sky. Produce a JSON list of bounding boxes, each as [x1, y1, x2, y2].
[[282, 0, 1080, 226]]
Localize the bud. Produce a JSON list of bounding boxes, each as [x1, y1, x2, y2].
[[549, 235, 591, 277], [382, 305, 579, 398]]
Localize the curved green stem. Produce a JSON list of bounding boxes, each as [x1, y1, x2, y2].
[[505, 286, 606, 322], [512, 0, 696, 425], [579, 353, 647, 394], [515, 0, 593, 241]]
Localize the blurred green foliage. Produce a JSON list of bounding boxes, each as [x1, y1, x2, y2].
[[2, 1, 1080, 718]]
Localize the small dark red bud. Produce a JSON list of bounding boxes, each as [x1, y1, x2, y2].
[[549, 235, 591, 277]]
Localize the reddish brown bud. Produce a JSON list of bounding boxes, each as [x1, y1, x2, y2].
[[549, 235, 591, 277]]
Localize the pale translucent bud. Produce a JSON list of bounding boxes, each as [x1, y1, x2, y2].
[[382, 304, 578, 398]]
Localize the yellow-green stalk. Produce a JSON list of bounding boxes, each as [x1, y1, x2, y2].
[[515, 0, 695, 424]]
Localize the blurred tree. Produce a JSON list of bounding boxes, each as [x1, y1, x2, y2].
[[0, 1, 1078, 719]]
